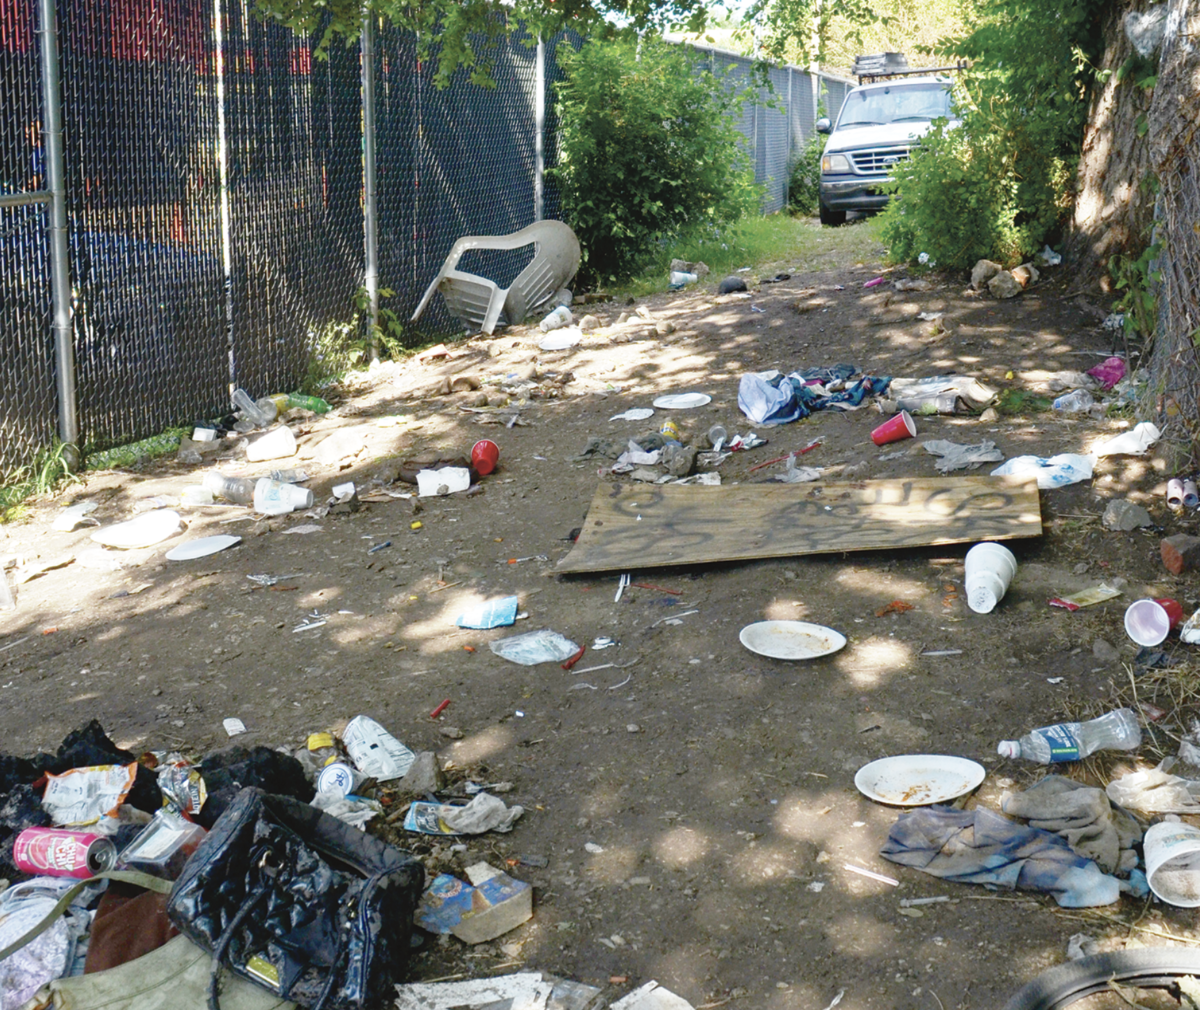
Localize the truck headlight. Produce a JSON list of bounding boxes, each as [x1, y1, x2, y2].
[[821, 154, 850, 173]]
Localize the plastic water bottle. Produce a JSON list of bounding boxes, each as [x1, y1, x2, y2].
[[285, 393, 331, 414], [1052, 389, 1095, 413], [997, 708, 1141, 763], [203, 471, 256, 505], [231, 388, 275, 427], [669, 271, 698, 289]]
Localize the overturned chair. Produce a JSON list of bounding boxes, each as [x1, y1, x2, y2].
[[410, 220, 581, 335]]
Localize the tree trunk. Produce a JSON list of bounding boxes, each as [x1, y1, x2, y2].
[[1063, 0, 1157, 294]]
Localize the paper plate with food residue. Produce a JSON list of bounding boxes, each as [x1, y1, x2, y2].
[[738, 620, 846, 660], [854, 755, 986, 806]]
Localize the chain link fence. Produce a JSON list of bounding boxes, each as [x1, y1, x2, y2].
[[0, 4, 850, 476]]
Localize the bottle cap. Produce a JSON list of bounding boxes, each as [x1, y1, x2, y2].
[[996, 740, 1019, 759]]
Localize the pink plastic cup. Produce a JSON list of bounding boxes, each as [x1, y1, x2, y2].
[[471, 439, 500, 476], [1125, 598, 1180, 647], [871, 410, 916, 447]]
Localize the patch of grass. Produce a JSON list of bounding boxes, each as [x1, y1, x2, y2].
[[616, 213, 886, 299], [996, 388, 1052, 415], [0, 442, 81, 523]]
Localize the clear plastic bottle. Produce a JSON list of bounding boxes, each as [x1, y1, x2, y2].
[[1052, 389, 1095, 413], [231, 388, 275, 428], [203, 471, 256, 505], [997, 708, 1141, 763]]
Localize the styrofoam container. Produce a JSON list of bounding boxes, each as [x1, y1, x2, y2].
[[245, 425, 297, 462], [964, 542, 1017, 614], [1145, 821, 1200, 906]]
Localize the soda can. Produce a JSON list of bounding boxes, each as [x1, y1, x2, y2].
[[659, 420, 681, 441], [317, 762, 367, 797], [13, 827, 116, 878]]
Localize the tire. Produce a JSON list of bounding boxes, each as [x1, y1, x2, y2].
[[819, 202, 846, 226], [1001, 949, 1200, 1010]]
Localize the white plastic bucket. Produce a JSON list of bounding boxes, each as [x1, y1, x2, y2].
[[1145, 821, 1200, 906]]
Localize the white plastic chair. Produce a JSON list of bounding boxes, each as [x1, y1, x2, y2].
[[410, 220, 581, 334]]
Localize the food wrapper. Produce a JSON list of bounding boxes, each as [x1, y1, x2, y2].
[[42, 763, 137, 828]]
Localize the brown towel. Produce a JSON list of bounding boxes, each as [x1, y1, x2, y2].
[[85, 882, 179, 973]]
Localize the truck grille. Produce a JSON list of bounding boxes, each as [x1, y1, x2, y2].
[[851, 147, 910, 173]]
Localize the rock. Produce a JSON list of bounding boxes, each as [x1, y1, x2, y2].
[[971, 259, 1003, 289], [717, 276, 748, 295], [988, 271, 1022, 299], [1102, 498, 1152, 531], [487, 392, 510, 407], [662, 443, 697, 477], [450, 375, 481, 392], [471, 391, 489, 407], [670, 258, 710, 278], [893, 277, 932, 291], [438, 725, 464, 740], [1093, 639, 1120, 663], [397, 751, 444, 795], [655, 321, 676, 336], [578, 314, 600, 332], [635, 305, 655, 321], [1012, 263, 1040, 288], [1161, 534, 1200, 574], [979, 406, 1000, 422]]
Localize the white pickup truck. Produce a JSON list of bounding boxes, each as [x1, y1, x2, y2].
[[816, 65, 958, 226]]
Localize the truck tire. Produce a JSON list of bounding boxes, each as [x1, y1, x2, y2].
[[1000, 949, 1200, 1010], [819, 202, 846, 226]]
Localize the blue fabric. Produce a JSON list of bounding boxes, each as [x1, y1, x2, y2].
[[737, 367, 891, 426], [880, 806, 1121, 907]]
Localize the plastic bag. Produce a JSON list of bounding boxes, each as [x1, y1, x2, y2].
[[489, 629, 580, 666], [991, 453, 1095, 489], [1092, 421, 1161, 457]]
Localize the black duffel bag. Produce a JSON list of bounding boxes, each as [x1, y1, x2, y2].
[[167, 788, 424, 1010]]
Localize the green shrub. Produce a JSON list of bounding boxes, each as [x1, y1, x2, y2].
[[788, 124, 824, 216], [550, 35, 760, 284]]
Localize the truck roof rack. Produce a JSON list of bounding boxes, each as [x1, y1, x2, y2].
[[852, 53, 968, 85]]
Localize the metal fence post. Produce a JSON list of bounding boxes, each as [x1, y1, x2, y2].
[[37, 0, 78, 463], [214, 0, 234, 387], [362, 13, 380, 356], [534, 36, 545, 221]]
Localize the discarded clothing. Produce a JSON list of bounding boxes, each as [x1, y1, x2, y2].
[[922, 439, 1005, 473], [991, 453, 1095, 489], [738, 367, 891, 425], [880, 805, 1121, 907], [1000, 776, 1141, 874]]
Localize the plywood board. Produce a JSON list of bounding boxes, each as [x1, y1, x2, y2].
[[556, 476, 1041, 574]]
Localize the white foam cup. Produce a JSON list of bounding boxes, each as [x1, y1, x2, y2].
[[963, 542, 1018, 614], [1145, 821, 1200, 907], [1124, 598, 1171, 647]]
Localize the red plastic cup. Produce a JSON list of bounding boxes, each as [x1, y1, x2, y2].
[[471, 439, 500, 476], [1156, 598, 1184, 627], [871, 410, 916, 446]]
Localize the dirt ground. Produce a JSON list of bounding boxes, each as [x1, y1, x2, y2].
[[4, 217, 1200, 1010]]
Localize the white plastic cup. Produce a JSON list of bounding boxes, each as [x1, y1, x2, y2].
[[1124, 598, 1173, 647], [1145, 821, 1200, 907], [963, 542, 1018, 614], [539, 306, 573, 332], [245, 426, 297, 462], [253, 478, 313, 515]]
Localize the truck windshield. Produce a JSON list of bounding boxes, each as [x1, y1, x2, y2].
[[836, 84, 952, 129]]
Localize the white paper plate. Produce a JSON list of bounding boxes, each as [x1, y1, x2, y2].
[[165, 535, 242, 561], [854, 755, 987, 806], [738, 620, 846, 660], [538, 328, 582, 351], [610, 408, 655, 422], [653, 393, 712, 409], [91, 509, 182, 549]]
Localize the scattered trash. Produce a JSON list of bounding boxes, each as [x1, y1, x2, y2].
[[652, 392, 711, 409], [222, 717, 247, 736], [1087, 356, 1127, 390], [843, 863, 899, 886], [774, 455, 822, 483], [417, 467, 472, 497], [405, 793, 523, 835], [875, 600, 914, 617], [539, 327, 582, 351], [669, 270, 698, 289], [991, 453, 1095, 489], [863, 276, 886, 288], [539, 305, 573, 332], [489, 629, 581, 666], [164, 535, 242, 561], [854, 755, 985, 806], [1037, 245, 1063, 267], [610, 408, 655, 421], [395, 972, 557, 1010], [43, 763, 136, 828], [610, 981, 696, 1010], [923, 439, 1004, 472], [244, 424, 298, 462], [1093, 421, 1161, 457], [456, 596, 520, 629], [13, 827, 116, 877], [254, 478, 314, 515], [738, 621, 846, 660], [997, 708, 1141, 763], [894, 277, 933, 292], [51, 501, 98, 532], [739, 366, 890, 426], [416, 862, 533, 943], [964, 541, 1017, 614], [1052, 389, 1095, 413], [90, 509, 182, 549], [1124, 597, 1182, 646], [1107, 762, 1200, 814], [471, 438, 500, 475], [871, 410, 916, 446], [1144, 822, 1200, 907], [1049, 584, 1123, 610], [343, 714, 416, 780]]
